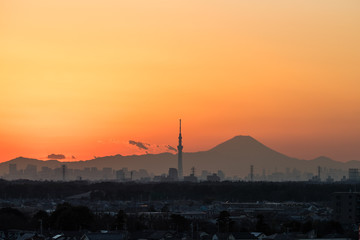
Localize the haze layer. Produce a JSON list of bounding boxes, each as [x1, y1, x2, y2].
[[0, 1, 359, 161]]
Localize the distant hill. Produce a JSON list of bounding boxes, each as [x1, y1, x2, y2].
[[184, 135, 300, 176], [0, 135, 359, 177]]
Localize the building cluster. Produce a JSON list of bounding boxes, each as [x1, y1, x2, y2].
[[153, 168, 225, 183], [2, 121, 359, 183], [0, 195, 354, 240], [4, 163, 360, 183], [6, 163, 152, 181], [4, 163, 228, 182], [244, 166, 351, 183]]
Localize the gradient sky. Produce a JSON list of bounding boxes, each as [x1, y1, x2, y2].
[[1, 0, 359, 162]]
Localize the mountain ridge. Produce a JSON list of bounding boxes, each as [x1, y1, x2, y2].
[[0, 135, 359, 178]]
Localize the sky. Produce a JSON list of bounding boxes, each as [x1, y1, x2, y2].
[[0, 0, 359, 162]]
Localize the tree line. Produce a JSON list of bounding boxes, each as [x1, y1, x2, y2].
[[0, 180, 357, 202], [0, 203, 345, 238]]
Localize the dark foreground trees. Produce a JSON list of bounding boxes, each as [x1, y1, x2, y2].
[[49, 203, 94, 230], [0, 204, 345, 238], [0, 180, 358, 202], [0, 207, 27, 229], [0, 204, 94, 231]]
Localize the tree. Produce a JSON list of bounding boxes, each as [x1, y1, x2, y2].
[[0, 207, 28, 230], [171, 214, 189, 232], [161, 204, 169, 213], [255, 214, 271, 234], [31, 210, 50, 232], [216, 211, 234, 232], [116, 210, 127, 230], [50, 202, 94, 230]]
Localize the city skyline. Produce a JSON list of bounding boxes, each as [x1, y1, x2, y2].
[[1, 134, 360, 181], [1, 2, 360, 237], [1, 1, 360, 162]]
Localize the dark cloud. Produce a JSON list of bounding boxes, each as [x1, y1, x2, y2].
[[166, 145, 177, 152], [48, 154, 66, 160], [72, 156, 76, 159], [129, 140, 149, 150]]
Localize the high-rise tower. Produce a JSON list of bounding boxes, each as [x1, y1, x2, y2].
[[177, 119, 183, 180]]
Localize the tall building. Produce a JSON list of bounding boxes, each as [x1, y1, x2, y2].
[[250, 165, 254, 182], [168, 168, 178, 181], [62, 165, 66, 181], [177, 119, 183, 179], [349, 168, 360, 182], [217, 170, 225, 180], [116, 170, 126, 181], [332, 192, 360, 224]]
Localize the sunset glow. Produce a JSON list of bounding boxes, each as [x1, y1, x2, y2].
[[1, 0, 360, 162]]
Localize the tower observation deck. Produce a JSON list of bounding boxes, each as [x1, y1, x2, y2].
[[177, 119, 183, 180]]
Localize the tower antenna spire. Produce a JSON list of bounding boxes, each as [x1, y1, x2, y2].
[[177, 119, 183, 180]]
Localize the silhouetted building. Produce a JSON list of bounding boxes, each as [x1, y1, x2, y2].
[[207, 173, 220, 182], [200, 170, 210, 181], [326, 176, 334, 183], [116, 170, 125, 181], [138, 169, 150, 179], [184, 175, 197, 182], [250, 165, 254, 182], [217, 170, 225, 180], [184, 167, 198, 182], [348, 168, 360, 182], [309, 175, 321, 182], [24, 164, 37, 179], [177, 119, 183, 180], [102, 167, 113, 179], [153, 174, 167, 182], [168, 168, 178, 181], [62, 165, 66, 181], [39, 166, 52, 180], [332, 192, 360, 224]]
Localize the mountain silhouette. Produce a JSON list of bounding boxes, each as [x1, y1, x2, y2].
[[184, 135, 300, 176], [209, 135, 293, 161], [0, 135, 359, 178]]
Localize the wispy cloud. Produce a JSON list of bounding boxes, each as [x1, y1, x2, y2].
[[129, 140, 149, 150], [166, 145, 177, 152], [128, 140, 178, 154], [48, 154, 65, 160]]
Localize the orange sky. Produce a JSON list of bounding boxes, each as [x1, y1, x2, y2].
[[1, 0, 360, 162]]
